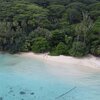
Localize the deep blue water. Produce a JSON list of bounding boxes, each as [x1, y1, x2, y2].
[[0, 53, 100, 100]]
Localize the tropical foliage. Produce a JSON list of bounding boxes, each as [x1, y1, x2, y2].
[[0, 0, 100, 56]]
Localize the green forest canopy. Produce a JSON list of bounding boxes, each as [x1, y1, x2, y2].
[[0, 0, 100, 57]]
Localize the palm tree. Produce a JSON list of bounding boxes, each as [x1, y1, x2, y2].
[[82, 12, 93, 43], [75, 12, 93, 43]]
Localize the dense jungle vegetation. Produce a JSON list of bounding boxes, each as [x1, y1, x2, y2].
[[0, 0, 100, 57]]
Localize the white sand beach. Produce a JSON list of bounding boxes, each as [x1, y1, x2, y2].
[[19, 52, 100, 70]]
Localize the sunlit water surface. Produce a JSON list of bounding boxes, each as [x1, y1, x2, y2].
[[0, 53, 100, 100]]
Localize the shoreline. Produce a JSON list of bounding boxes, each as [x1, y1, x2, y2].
[[19, 52, 100, 69]]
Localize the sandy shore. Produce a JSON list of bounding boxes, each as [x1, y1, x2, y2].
[[19, 52, 100, 69]]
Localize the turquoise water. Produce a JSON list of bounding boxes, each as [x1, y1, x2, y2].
[[0, 54, 100, 100]]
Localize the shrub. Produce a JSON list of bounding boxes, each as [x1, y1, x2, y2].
[[32, 37, 50, 53], [50, 30, 65, 47], [90, 40, 100, 56], [69, 41, 87, 57], [91, 46, 100, 56], [50, 42, 68, 56]]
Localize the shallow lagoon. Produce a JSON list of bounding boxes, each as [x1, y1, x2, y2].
[[0, 53, 100, 100]]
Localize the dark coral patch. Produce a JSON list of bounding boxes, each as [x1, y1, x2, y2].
[[20, 91, 26, 95]]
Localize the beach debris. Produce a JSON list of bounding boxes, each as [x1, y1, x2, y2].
[[55, 87, 76, 99], [0, 97, 3, 100], [20, 91, 26, 95]]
